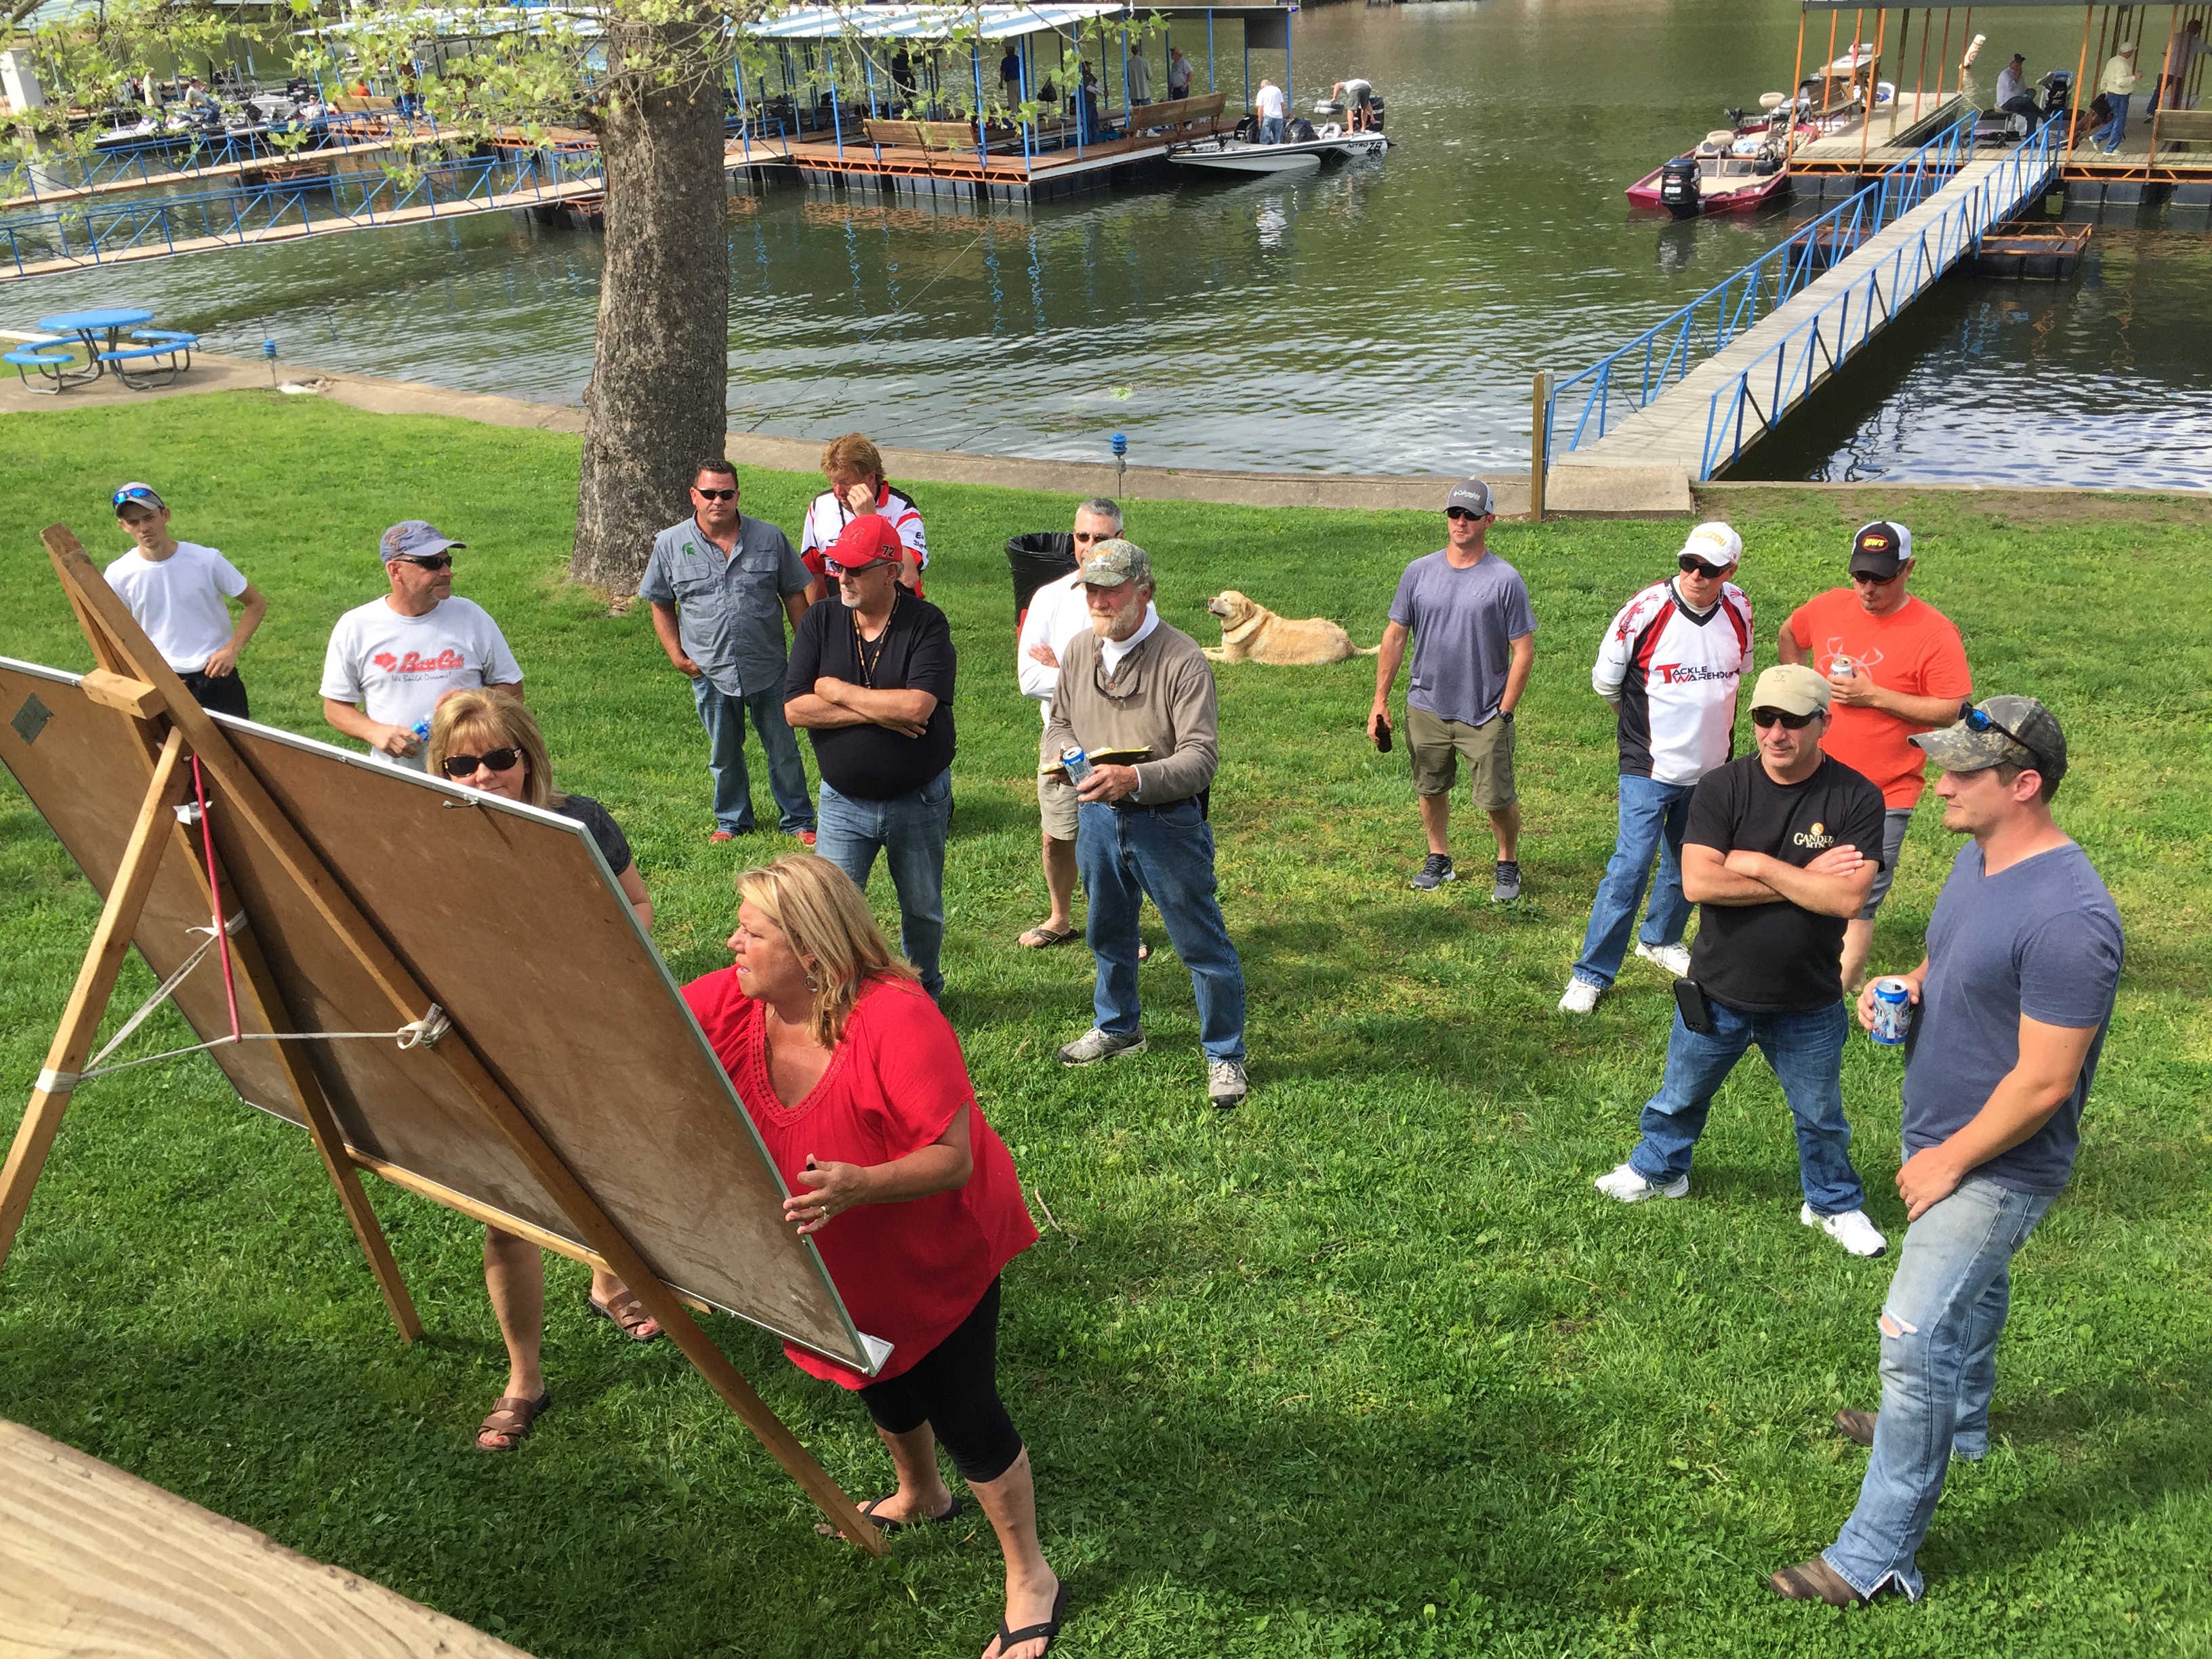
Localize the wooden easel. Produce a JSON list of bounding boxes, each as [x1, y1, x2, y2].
[[0, 527, 886, 1555]]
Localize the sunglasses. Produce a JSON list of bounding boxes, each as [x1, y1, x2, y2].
[[396, 553, 453, 571], [1751, 706, 1819, 729], [1072, 529, 1110, 543], [825, 558, 893, 576], [693, 487, 737, 501], [1959, 703, 2052, 772], [112, 487, 161, 508], [1445, 506, 1490, 522], [1678, 556, 1729, 577], [441, 747, 523, 778], [1850, 567, 1902, 586]]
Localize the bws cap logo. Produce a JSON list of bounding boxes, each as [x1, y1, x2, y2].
[[1793, 819, 1837, 851], [375, 649, 467, 676], [1859, 531, 1892, 553]]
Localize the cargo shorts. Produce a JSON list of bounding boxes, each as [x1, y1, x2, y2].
[[1038, 728, 1080, 841], [1406, 705, 1517, 811]]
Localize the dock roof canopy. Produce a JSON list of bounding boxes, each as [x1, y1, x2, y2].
[[747, 4, 1124, 39]]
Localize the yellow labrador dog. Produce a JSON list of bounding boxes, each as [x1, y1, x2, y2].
[[1204, 590, 1380, 666]]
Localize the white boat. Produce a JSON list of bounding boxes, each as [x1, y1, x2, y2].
[[1167, 130, 1389, 176]]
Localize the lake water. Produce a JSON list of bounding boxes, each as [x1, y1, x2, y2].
[[12, 0, 2211, 486]]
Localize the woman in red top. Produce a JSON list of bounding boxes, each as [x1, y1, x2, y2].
[[683, 855, 1066, 1659]]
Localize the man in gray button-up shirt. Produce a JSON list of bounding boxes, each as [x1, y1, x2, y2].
[[640, 460, 816, 840]]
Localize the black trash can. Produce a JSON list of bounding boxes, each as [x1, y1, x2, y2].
[[1006, 531, 1079, 630]]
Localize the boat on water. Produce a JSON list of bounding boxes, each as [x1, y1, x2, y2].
[[1626, 134, 1790, 217], [1168, 128, 1389, 177]]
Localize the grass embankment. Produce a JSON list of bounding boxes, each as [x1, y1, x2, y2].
[[3, 392, 2211, 1658]]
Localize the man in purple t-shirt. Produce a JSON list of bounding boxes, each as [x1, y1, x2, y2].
[[1772, 697, 2124, 1608], [1368, 478, 1536, 903]]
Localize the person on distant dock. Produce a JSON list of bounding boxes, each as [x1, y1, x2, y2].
[[1126, 42, 1153, 106], [1778, 521, 1973, 991], [638, 458, 817, 846], [800, 432, 927, 604], [2154, 20, 2207, 110], [320, 520, 521, 769], [1368, 478, 1536, 903], [1993, 53, 2041, 125], [1168, 47, 1194, 102], [2095, 42, 2141, 151], [104, 482, 266, 720], [1559, 522, 1754, 1015], [1771, 699, 2121, 1607], [1332, 77, 1375, 132], [1253, 77, 1286, 144]]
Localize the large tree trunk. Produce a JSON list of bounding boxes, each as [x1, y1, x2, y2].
[[570, 26, 729, 593]]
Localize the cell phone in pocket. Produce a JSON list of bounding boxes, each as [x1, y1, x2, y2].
[[1673, 978, 1717, 1034]]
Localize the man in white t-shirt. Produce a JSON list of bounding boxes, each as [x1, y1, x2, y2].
[[1254, 78, 1287, 144], [320, 520, 523, 769], [104, 482, 267, 720]]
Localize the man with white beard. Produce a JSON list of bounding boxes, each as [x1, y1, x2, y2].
[[1044, 541, 1248, 1109]]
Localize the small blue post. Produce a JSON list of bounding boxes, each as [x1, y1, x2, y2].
[[1111, 431, 1127, 493]]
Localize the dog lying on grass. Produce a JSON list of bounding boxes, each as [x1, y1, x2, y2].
[[1203, 590, 1380, 666]]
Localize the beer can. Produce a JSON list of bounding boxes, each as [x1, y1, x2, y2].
[[1061, 745, 1092, 786], [1869, 978, 1912, 1046]]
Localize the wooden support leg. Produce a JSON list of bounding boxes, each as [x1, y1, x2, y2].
[[0, 729, 194, 1276]]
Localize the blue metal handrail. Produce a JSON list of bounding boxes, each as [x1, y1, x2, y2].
[[1696, 115, 2061, 478], [0, 150, 603, 279], [1, 115, 436, 207], [1544, 108, 1982, 463]]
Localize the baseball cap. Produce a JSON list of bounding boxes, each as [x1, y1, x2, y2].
[[112, 482, 165, 512], [1445, 477, 1495, 517], [1078, 538, 1153, 589], [825, 514, 903, 573], [1849, 520, 1913, 578], [1677, 521, 1744, 571], [380, 520, 466, 562], [1750, 663, 1832, 716], [1912, 695, 2068, 781]]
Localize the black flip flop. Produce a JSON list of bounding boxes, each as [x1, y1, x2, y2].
[[994, 1580, 1069, 1656], [1019, 925, 1080, 949], [817, 1494, 964, 1538]]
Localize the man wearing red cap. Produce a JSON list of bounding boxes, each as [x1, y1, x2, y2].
[[785, 516, 960, 1000]]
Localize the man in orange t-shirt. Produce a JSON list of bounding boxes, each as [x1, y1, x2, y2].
[[1780, 521, 1973, 988]]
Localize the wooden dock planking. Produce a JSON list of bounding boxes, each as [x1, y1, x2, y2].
[[0, 1417, 533, 1658], [0, 136, 404, 212], [1570, 149, 2043, 474]]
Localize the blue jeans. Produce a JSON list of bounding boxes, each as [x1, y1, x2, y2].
[[1571, 775, 1695, 989], [1077, 798, 1245, 1062], [817, 769, 951, 999], [1628, 998, 1866, 1215], [2095, 92, 2128, 149], [693, 676, 814, 835], [1260, 115, 1286, 144], [1825, 1176, 2055, 1600]]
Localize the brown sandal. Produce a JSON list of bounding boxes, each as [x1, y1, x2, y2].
[[476, 1392, 550, 1452], [588, 1289, 663, 1342]]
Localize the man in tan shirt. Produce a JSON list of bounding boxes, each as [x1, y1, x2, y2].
[[1045, 541, 1248, 1107]]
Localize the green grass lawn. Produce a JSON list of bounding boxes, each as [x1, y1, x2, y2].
[[4, 392, 2211, 1658]]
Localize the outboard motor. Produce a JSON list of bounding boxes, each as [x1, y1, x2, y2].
[[1288, 116, 1317, 142], [1660, 155, 1702, 219]]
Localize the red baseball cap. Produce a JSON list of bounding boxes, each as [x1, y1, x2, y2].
[[826, 515, 903, 573]]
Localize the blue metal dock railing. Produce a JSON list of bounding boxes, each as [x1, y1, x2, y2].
[[0, 149, 603, 278], [1544, 108, 1982, 464], [1, 116, 434, 206], [1696, 116, 2060, 478]]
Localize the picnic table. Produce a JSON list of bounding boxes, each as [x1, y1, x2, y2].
[[12, 307, 199, 394]]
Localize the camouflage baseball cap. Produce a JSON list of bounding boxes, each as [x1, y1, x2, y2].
[[1912, 695, 2068, 781], [1079, 538, 1153, 588]]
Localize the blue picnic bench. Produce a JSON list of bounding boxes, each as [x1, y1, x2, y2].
[[11, 312, 199, 393]]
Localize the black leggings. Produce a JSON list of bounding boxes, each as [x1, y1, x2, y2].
[[857, 1277, 1024, 1485]]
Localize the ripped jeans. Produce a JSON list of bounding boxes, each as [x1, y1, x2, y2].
[[1824, 1174, 2054, 1599]]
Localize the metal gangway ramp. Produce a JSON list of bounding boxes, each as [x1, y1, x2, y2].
[[1547, 113, 2062, 482]]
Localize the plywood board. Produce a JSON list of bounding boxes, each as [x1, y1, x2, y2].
[[0, 1416, 533, 1659], [0, 657, 874, 1373]]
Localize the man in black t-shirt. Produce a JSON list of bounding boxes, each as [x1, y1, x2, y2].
[[785, 517, 958, 999], [1595, 665, 1892, 1258]]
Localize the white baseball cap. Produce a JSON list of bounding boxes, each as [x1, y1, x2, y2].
[[1677, 521, 1744, 571]]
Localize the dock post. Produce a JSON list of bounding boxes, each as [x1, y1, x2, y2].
[[1529, 370, 1549, 523]]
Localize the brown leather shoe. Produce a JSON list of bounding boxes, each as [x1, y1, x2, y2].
[[1769, 1557, 1865, 1606], [1835, 1408, 1878, 1447]]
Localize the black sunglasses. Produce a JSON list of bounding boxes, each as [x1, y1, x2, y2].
[[397, 553, 453, 571], [1445, 506, 1490, 522], [1751, 706, 1818, 730], [1072, 529, 1109, 542], [693, 487, 737, 501], [441, 747, 523, 777], [1678, 556, 1729, 577], [1959, 703, 2051, 772], [1850, 567, 1902, 586]]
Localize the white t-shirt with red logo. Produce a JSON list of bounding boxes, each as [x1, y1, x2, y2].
[[319, 595, 523, 764]]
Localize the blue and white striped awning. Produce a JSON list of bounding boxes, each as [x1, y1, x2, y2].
[[746, 5, 1124, 41]]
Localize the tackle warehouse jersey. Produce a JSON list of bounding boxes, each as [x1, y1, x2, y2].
[[1592, 577, 1754, 785], [800, 483, 928, 593]]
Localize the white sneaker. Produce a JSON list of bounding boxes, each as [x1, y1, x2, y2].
[[1557, 977, 1601, 1015], [1635, 941, 1692, 978], [1595, 1162, 1688, 1202], [1803, 1204, 1887, 1257]]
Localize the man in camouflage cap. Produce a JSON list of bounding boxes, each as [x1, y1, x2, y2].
[[1775, 695, 2125, 1607]]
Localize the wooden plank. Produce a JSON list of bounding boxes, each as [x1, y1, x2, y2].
[[0, 1417, 532, 1659], [77, 669, 163, 718]]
